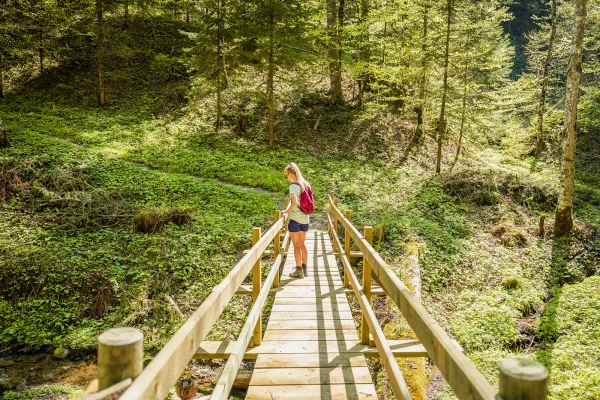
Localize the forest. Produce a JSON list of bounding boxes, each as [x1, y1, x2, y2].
[[0, 0, 599, 398]]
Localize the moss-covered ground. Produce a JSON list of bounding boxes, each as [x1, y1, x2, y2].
[[1, 14, 599, 400]]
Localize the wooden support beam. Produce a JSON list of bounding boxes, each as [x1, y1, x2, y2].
[[327, 193, 497, 400], [361, 226, 373, 345], [119, 218, 284, 400], [273, 211, 282, 288], [251, 227, 262, 347], [327, 213, 412, 400], [344, 209, 352, 288], [194, 340, 428, 359]]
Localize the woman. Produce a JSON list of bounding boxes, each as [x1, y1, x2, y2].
[[281, 162, 310, 278]]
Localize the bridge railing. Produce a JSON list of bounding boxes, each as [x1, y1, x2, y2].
[[327, 192, 547, 400], [113, 210, 289, 400]]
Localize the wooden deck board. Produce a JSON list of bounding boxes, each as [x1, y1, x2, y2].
[[246, 384, 377, 399], [254, 353, 368, 368], [249, 366, 373, 385], [248, 230, 377, 398]]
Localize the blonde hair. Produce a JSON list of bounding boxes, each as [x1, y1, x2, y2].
[[176, 379, 197, 399], [285, 162, 309, 192]]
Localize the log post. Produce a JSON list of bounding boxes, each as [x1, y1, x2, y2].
[[538, 214, 546, 237], [284, 198, 290, 252], [361, 226, 373, 345], [251, 227, 262, 347], [328, 191, 335, 236], [97, 328, 143, 390], [499, 358, 548, 400], [273, 210, 281, 288], [344, 210, 352, 288], [334, 198, 339, 233]]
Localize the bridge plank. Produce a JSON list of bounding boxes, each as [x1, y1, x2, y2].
[[246, 384, 377, 399], [249, 367, 373, 385], [254, 353, 368, 368], [262, 329, 357, 341]]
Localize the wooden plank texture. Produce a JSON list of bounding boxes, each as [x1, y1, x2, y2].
[[246, 384, 377, 399], [247, 230, 378, 399]]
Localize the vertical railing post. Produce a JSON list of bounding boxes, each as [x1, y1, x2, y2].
[[273, 210, 281, 288], [284, 198, 290, 253], [344, 210, 352, 288], [328, 191, 334, 236], [361, 226, 373, 345], [251, 227, 262, 347], [499, 358, 548, 400], [333, 197, 339, 234], [97, 327, 143, 390]]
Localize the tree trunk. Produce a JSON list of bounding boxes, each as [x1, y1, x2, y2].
[[0, 55, 4, 99], [0, 117, 8, 148], [327, 0, 342, 103], [415, 4, 429, 142], [358, 0, 370, 103], [436, 0, 452, 174], [535, 0, 557, 158], [124, 0, 129, 20], [453, 61, 469, 166], [554, 0, 587, 237], [97, 0, 105, 106], [338, 0, 344, 77], [39, 29, 44, 80], [216, 0, 223, 130], [268, 10, 275, 149]]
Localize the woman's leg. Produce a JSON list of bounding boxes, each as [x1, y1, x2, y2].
[[298, 230, 308, 265], [290, 231, 303, 268]]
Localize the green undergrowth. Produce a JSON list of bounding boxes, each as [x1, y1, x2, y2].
[[0, 129, 277, 351], [2, 384, 84, 400], [536, 276, 600, 400]]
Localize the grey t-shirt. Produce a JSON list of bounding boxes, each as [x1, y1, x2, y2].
[[289, 183, 310, 224]]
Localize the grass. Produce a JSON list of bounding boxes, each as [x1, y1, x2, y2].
[[2, 384, 84, 400]]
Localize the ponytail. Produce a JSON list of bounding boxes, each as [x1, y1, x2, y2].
[[285, 162, 309, 192]]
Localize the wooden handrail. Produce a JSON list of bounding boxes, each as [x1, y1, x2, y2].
[[211, 230, 290, 400], [327, 214, 413, 400], [119, 216, 287, 400], [328, 193, 497, 400]]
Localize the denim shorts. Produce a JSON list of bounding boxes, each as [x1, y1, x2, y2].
[[288, 219, 309, 232]]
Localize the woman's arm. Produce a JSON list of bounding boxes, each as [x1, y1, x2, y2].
[[281, 194, 299, 214]]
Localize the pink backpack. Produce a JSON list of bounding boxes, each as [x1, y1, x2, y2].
[[293, 182, 315, 214]]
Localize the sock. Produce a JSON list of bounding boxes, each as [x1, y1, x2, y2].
[[302, 263, 307, 268]]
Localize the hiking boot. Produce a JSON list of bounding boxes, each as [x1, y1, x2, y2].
[[289, 267, 304, 279], [302, 266, 308, 277]]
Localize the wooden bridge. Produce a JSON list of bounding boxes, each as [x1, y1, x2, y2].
[[82, 193, 548, 400]]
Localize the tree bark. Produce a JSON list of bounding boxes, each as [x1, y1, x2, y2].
[[267, 10, 275, 149], [415, 3, 429, 142], [358, 0, 370, 103], [554, 0, 587, 237], [327, 0, 343, 103], [535, 0, 557, 158], [97, 0, 105, 106], [39, 29, 44, 80], [0, 55, 4, 99], [436, 0, 452, 174], [216, 0, 223, 130], [0, 117, 8, 148], [453, 61, 469, 166]]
